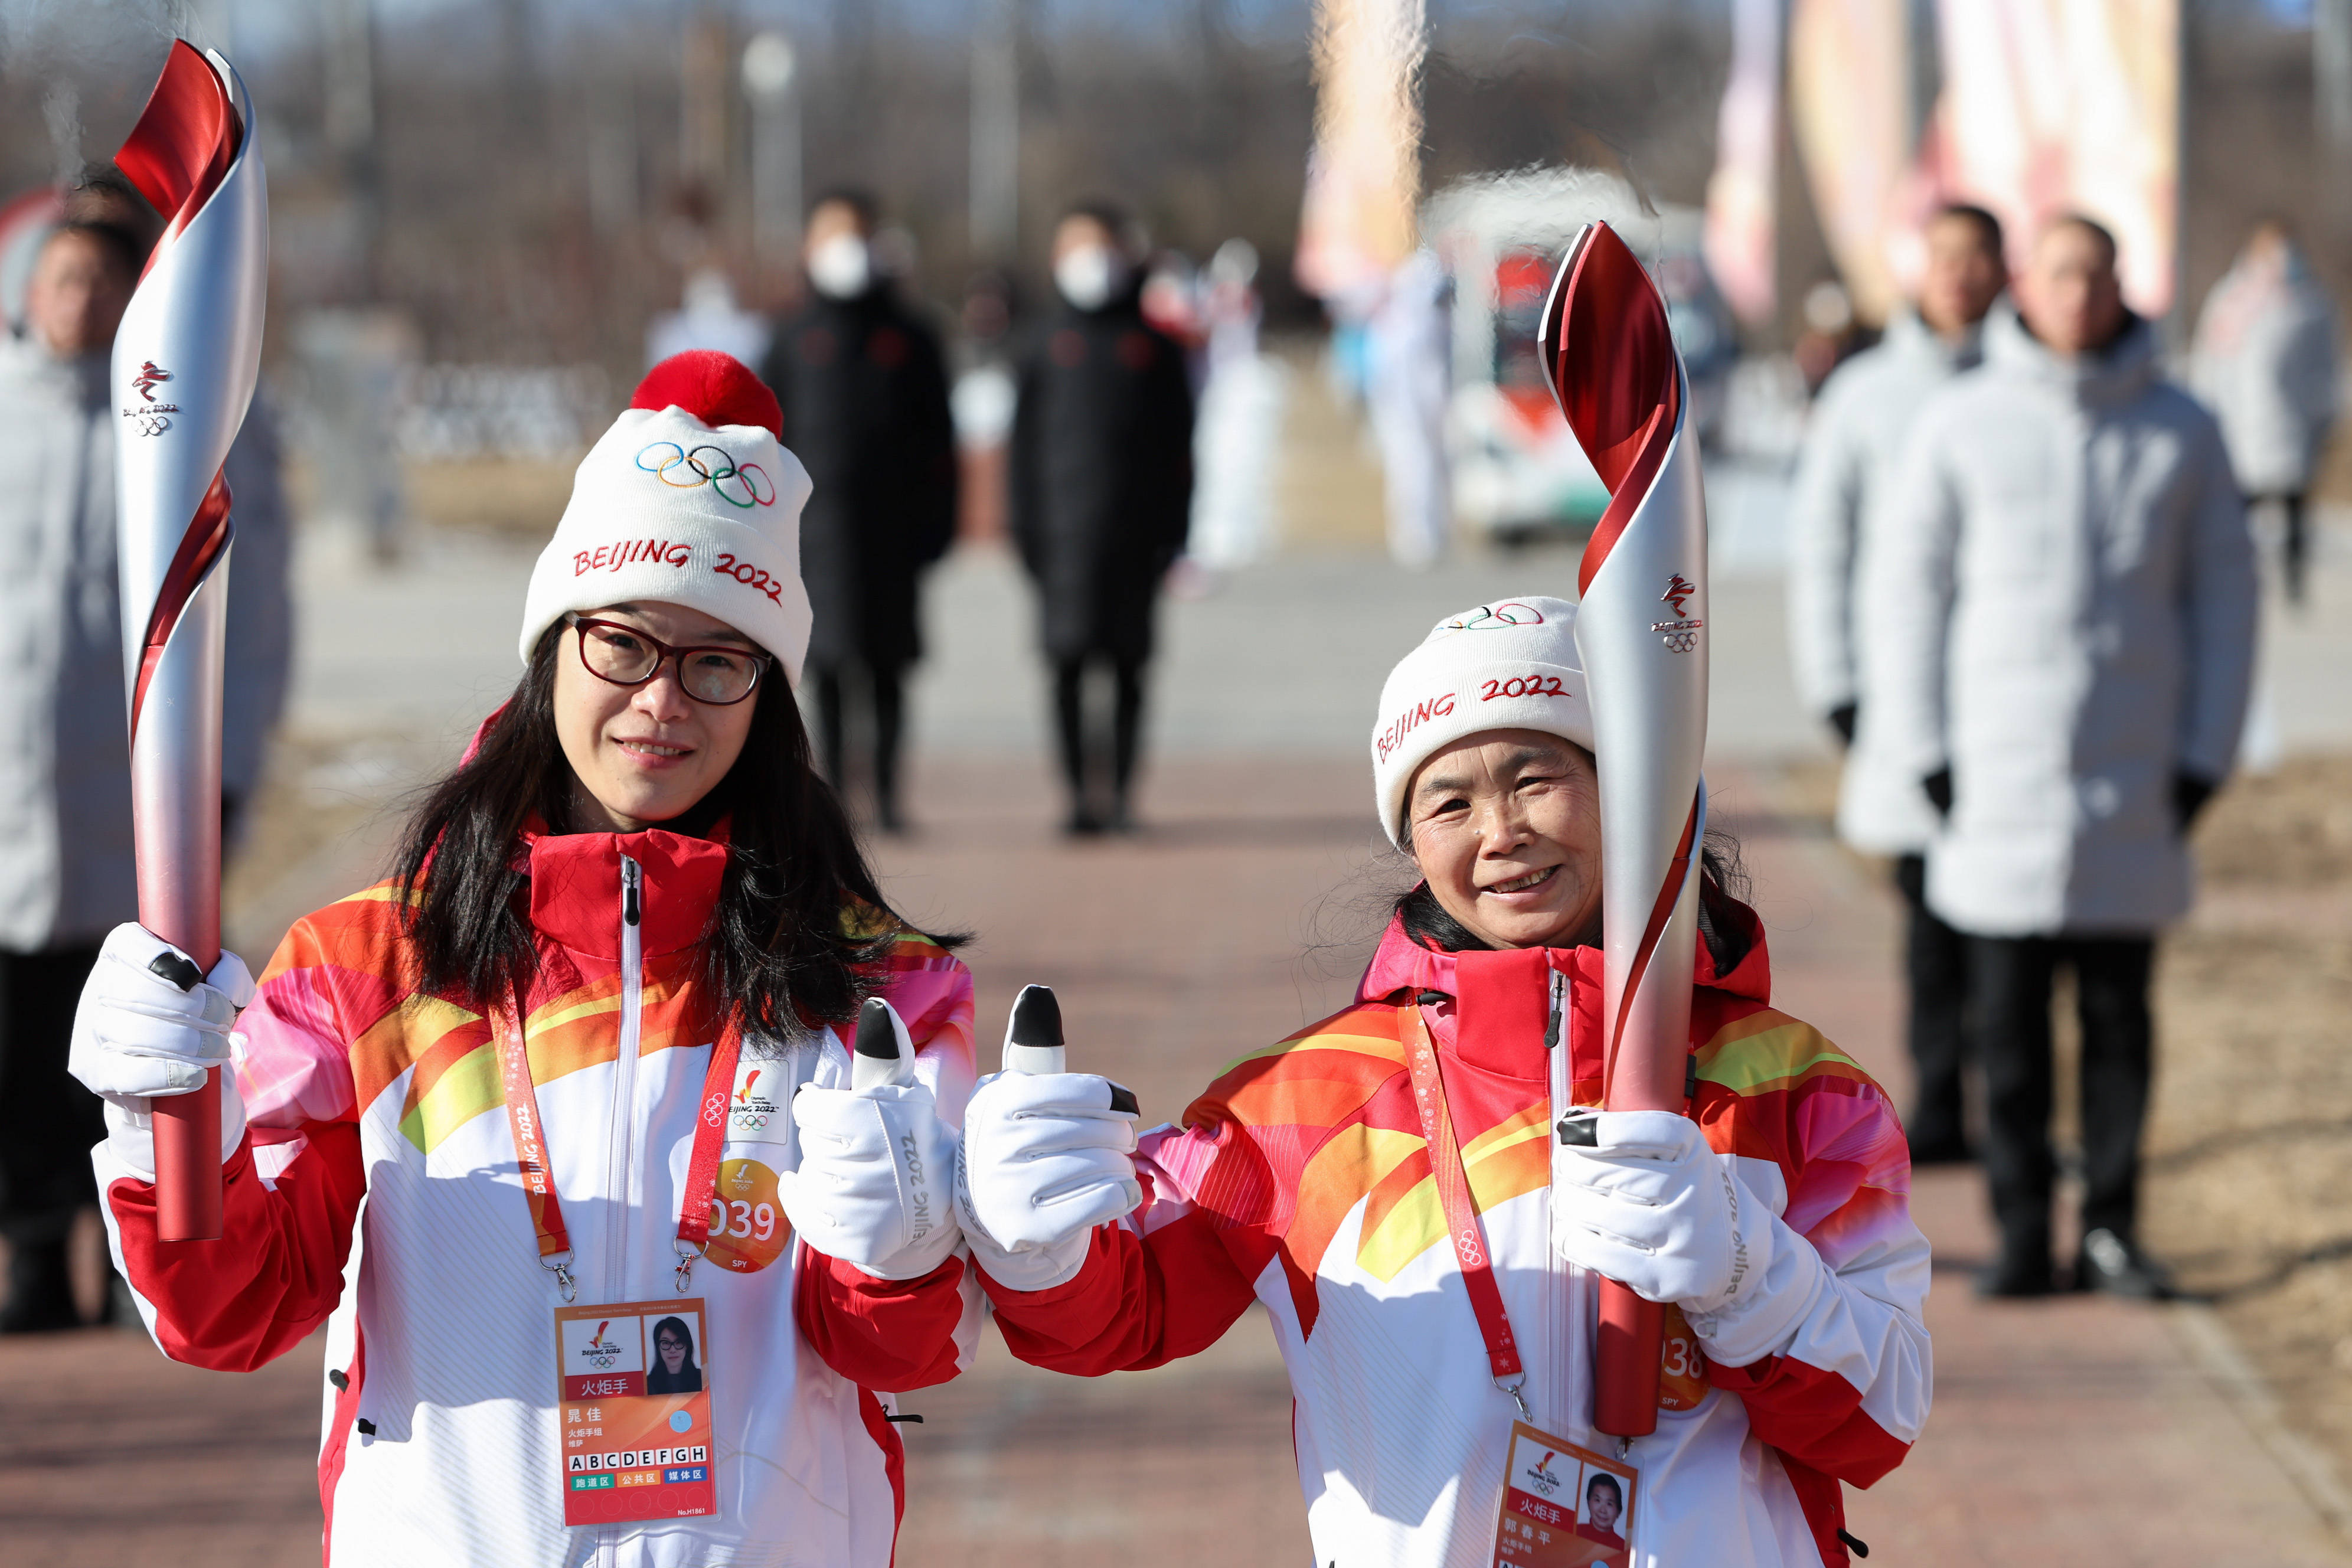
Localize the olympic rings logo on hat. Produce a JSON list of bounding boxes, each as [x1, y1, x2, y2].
[[635, 441, 777, 508], [1441, 602, 1544, 632]]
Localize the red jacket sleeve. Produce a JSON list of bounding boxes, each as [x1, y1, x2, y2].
[[795, 1247, 972, 1392], [1690, 1008, 1930, 1492], [1707, 1347, 1910, 1487], [103, 1123, 368, 1371]]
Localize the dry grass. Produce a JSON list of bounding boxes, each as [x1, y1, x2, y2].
[[1756, 753, 2352, 1479], [283, 456, 577, 542], [399, 458, 578, 537], [2147, 758, 2352, 1474]]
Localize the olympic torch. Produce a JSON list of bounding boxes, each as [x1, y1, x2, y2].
[[111, 41, 269, 1242], [1540, 222, 1709, 1438]]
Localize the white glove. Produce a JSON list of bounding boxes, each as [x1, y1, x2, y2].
[[956, 1070, 1142, 1292], [1553, 1110, 1832, 1367], [70, 923, 255, 1175], [1550, 1109, 1756, 1312], [776, 1081, 961, 1281]]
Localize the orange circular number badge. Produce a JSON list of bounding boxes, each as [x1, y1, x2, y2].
[[1656, 1303, 1712, 1411], [701, 1157, 792, 1273]]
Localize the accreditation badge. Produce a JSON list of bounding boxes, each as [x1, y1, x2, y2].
[[554, 1298, 719, 1525], [1491, 1421, 1639, 1568]]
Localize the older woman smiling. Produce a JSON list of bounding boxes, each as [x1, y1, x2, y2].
[[958, 596, 1933, 1568]]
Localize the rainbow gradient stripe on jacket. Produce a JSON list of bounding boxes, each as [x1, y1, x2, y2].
[[236, 868, 969, 1158], [1152, 914, 1909, 1338]]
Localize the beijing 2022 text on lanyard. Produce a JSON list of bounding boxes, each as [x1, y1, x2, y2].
[[496, 997, 742, 1527], [1399, 1006, 1641, 1568]]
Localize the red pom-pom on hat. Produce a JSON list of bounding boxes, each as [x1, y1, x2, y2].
[[631, 350, 782, 438]]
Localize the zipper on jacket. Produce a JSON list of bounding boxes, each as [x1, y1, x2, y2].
[[1544, 962, 1569, 1430], [590, 867, 646, 1568], [607, 855, 645, 1305]]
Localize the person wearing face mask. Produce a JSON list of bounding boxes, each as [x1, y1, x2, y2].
[[759, 189, 958, 833], [1787, 204, 2008, 1168], [69, 353, 984, 1564], [1010, 200, 1195, 834], [955, 600, 1930, 1567], [1876, 217, 2258, 1299]]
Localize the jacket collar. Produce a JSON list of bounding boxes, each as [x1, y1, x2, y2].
[[1355, 898, 1769, 1005], [1883, 305, 1984, 374], [0, 333, 107, 409], [1356, 898, 1772, 1084], [1987, 303, 2158, 407], [449, 710, 731, 961], [521, 825, 728, 961]]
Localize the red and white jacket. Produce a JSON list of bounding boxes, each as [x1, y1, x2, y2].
[[98, 827, 979, 1567], [988, 907, 1930, 1567]]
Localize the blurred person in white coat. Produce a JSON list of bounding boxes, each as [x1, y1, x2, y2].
[[1876, 216, 2258, 1300], [0, 216, 289, 1331], [1788, 204, 2007, 1166], [2191, 220, 2340, 606], [1366, 249, 1451, 569]]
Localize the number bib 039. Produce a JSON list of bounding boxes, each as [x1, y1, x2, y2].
[[701, 1157, 790, 1273]]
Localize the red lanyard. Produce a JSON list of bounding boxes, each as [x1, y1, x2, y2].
[[494, 994, 744, 1301], [1399, 1004, 1527, 1408]]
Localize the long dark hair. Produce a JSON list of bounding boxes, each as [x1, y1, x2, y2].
[[1394, 825, 1754, 976], [392, 625, 948, 1038], [651, 1315, 698, 1370]]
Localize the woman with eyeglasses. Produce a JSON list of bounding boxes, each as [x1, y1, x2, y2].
[[645, 1316, 704, 1395], [67, 354, 979, 1566]]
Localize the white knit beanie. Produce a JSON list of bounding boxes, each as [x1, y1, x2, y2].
[[1370, 597, 1593, 846], [518, 351, 816, 680]]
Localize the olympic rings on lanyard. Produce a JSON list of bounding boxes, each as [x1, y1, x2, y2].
[[635, 442, 778, 509]]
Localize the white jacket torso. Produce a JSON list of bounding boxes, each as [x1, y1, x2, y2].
[[0, 337, 292, 943], [1785, 311, 1982, 855], [1875, 311, 2259, 936], [100, 834, 984, 1567], [0, 335, 137, 949]]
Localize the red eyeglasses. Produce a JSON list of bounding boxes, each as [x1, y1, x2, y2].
[[566, 615, 772, 705]]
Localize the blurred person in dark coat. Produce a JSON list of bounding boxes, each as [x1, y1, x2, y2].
[[760, 189, 957, 832], [1010, 201, 1194, 834]]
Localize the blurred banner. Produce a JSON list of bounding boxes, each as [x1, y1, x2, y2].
[[1922, 0, 2181, 315], [1786, 0, 1912, 326], [1703, 0, 1782, 326], [1295, 0, 1427, 304]]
